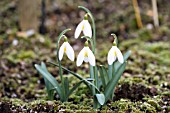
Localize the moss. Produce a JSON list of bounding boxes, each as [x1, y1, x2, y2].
[[140, 102, 157, 113], [110, 99, 142, 112], [1, 1, 170, 112], [147, 100, 162, 111], [1, 37, 170, 112], [137, 28, 152, 41], [5, 50, 36, 63], [162, 92, 170, 97]]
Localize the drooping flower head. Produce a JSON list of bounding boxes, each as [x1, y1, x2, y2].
[[107, 36, 124, 65], [59, 36, 75, 61], [76, 41, 95, 66], [75, 14, 92, 39]]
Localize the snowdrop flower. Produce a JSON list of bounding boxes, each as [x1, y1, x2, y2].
[[59, 37, 75, 61], [75, 14, 92, 39], [77, 41, 95, 66], [107, 43, 124, 65]]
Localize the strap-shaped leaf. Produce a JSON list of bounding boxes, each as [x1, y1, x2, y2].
[[102, 66, 109, 84], [98, 65, 109, 88], [86, 78, 95, 81], [113, 51, 131, 74], [40, 62, 54, 100], [108, 65, 113, 80], [64, 77, 69, 98], [43, 78, 54, 100], [34, 63, 63, 100], [42, 72, 54, 100], [98, 66, 106, 87], [95, 66, 99, 89], [98, 80, 103, 89], [104, 62, 126, 102], [49, 62, 101, 93], [95, 94, 105, 105]]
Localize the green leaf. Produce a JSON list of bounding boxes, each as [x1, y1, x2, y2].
[[44, 78, 54, 100], [95, 66, 99, 89], [113, 51, 131, 74], [98, 65, 109, 88], [102, 66, 109, 84], [98, 80, 103, 89], [104, 62, 126, 102], [98, 66, 106, 88], [40, 62, 54, 100], [95, 94, 105, 105], [86, 78, 95, 81], [34, 63, 63, 100], [49, 62, 101, 93], [108, 65, 113, 80], [64, 77, 69, 98]]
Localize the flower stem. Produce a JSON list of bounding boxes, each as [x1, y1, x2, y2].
[[56, 28, 71, 101], [81, 36, 95, 53], [90, 66, 95, 95], [78, 6, 96, 53], [79, 6, 99, 108]]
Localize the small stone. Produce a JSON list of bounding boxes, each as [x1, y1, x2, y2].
[[47, 101, 54, 105]]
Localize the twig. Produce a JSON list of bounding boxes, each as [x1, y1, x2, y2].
[[152, 0, 159, 27], [132, 0, 143, 28]]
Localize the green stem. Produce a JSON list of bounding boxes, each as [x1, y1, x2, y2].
[[58, 61, 65, 101], [78, 6, 96, 53], [90, 66, 95, 95], [108, 64, 114, 100], [79, 6, 100, 108], [56, 28, 71, 101], [81, 36, 95, 53], [56, 29, 71, 79]]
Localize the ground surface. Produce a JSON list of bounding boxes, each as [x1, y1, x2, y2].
[[0, 0, 170, 113]]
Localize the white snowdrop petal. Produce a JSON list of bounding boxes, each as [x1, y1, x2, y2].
[[76, 48, 85, 66], [115, 47, 124, 63], [75, 20, 84, 39], [107, 47, 116, 65], [65, 42, 75, 61], [84, 57, 89, 62], [83, 20, 92, 38], [87, 47, 95, 66], [58, 43, 65, 61]]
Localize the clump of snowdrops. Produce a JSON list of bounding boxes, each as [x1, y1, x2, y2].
[[35, 6, 131, 109]]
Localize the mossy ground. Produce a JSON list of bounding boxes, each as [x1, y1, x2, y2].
[[0, 0, 170, 113]]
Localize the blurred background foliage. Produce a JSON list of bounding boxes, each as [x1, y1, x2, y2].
[[0, 0, 170, 112]]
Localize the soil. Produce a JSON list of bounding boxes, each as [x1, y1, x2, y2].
[[0, 0, 170, 112]]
